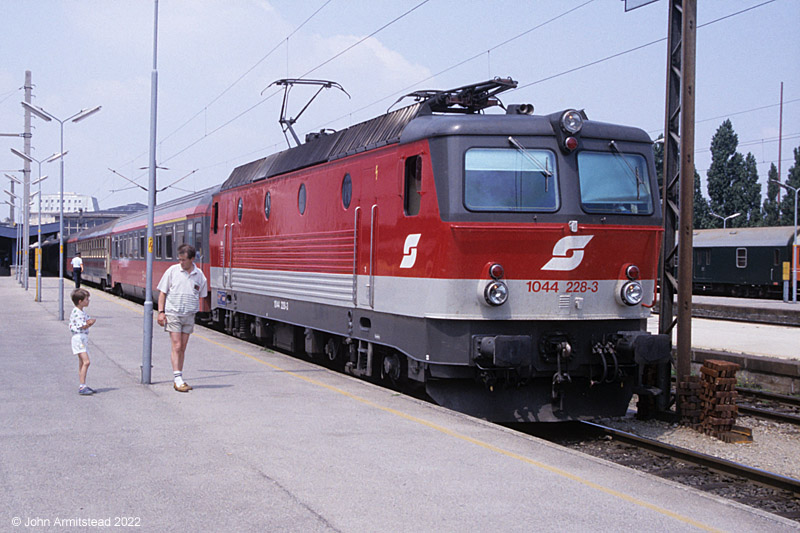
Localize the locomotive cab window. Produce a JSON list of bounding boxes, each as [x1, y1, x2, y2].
[[404, 156, 422, 216], [577, 151, 653, 214], [213, 202, 219, 234], [736, 248, 747, 268], [464, 148, 557, 212]]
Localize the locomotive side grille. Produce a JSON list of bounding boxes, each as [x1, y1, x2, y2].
[[232, 269, 354, 303], [233, 230, 354, 274]]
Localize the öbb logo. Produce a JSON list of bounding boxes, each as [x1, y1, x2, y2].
[[399, 233, 421, 268], [541, 235, 594, 271]]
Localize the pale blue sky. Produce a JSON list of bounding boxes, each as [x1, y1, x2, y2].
[[1, 0, 798, 212]]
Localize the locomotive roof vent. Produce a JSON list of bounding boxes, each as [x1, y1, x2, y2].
[[305, 129, 336, 143]]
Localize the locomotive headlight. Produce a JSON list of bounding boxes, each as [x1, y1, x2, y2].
[[561, 109, 584, 134], [484, 280, 509, 306], [620, 281, 644, 306]]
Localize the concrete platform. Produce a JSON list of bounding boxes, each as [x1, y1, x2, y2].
[[2, 277, 798, 532], [665, 295, 800, 326]]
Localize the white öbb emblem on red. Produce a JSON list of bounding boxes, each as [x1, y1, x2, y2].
[[399, 233, 422, 268], [542, 235, 594, 271]]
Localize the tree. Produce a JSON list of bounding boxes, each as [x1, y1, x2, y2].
[[779, 146, 800, 226], [653, 134, 664, 196], [762, 163, 780, 226], [728, 153, 762, 227], [706, 120, 761, 227], [693, 169, 712, 228]]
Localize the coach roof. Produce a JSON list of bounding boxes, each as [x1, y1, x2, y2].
[[693, 226, 799, 248]]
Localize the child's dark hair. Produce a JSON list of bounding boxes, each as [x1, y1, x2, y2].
[[71, 288, 90, 306], [177, 243, 196, 259]]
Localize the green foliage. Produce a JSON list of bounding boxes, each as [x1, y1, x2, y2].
[[693, 170, 712, 228], [705, 120, 761, 227], [762, 163, 781, 226], [778, 147, 800, 226]]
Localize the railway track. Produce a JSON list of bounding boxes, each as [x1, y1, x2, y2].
[[516, 421, 800, 523], [738, 387, 800, 426]]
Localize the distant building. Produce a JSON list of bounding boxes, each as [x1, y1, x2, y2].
[[38, 192, 100, 214], [29, 194, 145, 235], [61, 202, 146, 235]]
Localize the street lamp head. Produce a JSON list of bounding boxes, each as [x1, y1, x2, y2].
[[72, 106, 102, 123], [4, 173, 21, 184], [46, 151, 68, 163], [729, 212, 741, 219], [32, 175, 48, 185], [9, 147, 33, 163], [20, 101, 53, 122]]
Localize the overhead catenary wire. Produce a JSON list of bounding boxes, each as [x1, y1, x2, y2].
[[110, 0, 431, 197]]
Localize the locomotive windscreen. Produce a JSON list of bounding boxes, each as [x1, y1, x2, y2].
[[464, 148, 558, 211], [577, 151, 653, 214]]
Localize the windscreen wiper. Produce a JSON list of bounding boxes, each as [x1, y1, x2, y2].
[[609, 140, 644, 200], [508, 136, 553, 192]]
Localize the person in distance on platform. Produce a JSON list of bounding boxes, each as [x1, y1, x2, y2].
[[69, 288, 96, 395], [156, 243, 207, 393], [71, 252, 83, 289]]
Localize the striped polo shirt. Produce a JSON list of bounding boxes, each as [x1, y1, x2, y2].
[[157, 263, 208, 316]]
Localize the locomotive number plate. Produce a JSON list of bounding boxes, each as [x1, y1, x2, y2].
[[525, 281, 599, 293], [273, 299, 289, 311]]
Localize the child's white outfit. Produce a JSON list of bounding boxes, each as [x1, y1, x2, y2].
[[69, 306, 91, 355]]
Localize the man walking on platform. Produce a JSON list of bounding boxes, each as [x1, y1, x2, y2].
[[71, 252, 83, 288], [156, 244, 207, 392]]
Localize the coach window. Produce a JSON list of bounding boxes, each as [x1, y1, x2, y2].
[[774, 249, 781, 266], [176, 223, 185, 248], [140, 232, 145, 259], [736, 248, 747, 268], [404, 156, 422, 216], [298, 184, 307, 215], [264, 191, 271, 220], [342, 173, 352, 209], [237, 198, 243, 222], [165, 226, 174, 260], [155, 229, 162, 259], [194, 222, 203, 260]]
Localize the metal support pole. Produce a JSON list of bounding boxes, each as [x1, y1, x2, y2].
[[142, 0, 159, 384], [23, 71, 32, 291], [676, 0, 697, 387], [659, 0, 696, 415]]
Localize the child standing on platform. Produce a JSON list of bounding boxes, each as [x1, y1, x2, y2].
[[69, 288, 96, 395]]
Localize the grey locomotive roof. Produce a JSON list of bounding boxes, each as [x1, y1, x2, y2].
[[693, 226, 798, 248], [220, 105, 651, 192]]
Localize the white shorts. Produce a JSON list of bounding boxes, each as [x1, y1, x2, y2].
[[165, 313, 195, 334], [71, 333, 89, 355]]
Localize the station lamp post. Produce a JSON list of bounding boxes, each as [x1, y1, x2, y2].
[[20, 101, 101, 320], [4, 173, 22, 281], [11, 148, 65, 302], [770, 179, 798, 304], [709, 211, 741, 229]]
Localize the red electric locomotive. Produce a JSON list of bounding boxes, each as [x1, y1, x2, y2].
[[208, 78, 671, 421]]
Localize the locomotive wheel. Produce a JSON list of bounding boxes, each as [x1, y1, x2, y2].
[[380, 351, 405, 387], [324, 337, 344, 370]]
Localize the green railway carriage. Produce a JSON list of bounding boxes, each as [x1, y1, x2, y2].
[[693, 226, 799, 298]]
